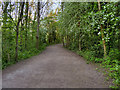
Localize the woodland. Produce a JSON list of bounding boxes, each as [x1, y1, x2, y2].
[[1, 1, 120, 88]]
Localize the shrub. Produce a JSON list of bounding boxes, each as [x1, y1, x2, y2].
[[109, 49, 120, 60]]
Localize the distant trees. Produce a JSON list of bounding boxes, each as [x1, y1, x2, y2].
[[2, 1, 60, 68], [1, 1, 120, 88]]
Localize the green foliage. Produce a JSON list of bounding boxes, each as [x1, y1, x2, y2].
[[18, 44, 46, 60], [1, 1, 120, 88], [76, 50, 120, 87], [58, 2, 120, 87], [2, 44, 47, 69], [109, 49, 120, 60], [77, 50, 96, 62], [1, 2, 60, 69]]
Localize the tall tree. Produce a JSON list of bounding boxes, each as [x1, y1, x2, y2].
[[15, 2, 25, 61], [25, 2, 29, 49], [61, 2, 65, 46], [97, 0, 106, 57], [2, 2, 9, 62], [36, 1, 40, 49], [116, 2, 120, 51], [20, 19, 24, 51]]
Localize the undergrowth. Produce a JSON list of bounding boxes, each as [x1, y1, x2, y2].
[[68, 47, 120, 89], [2, 43, 47, 69]]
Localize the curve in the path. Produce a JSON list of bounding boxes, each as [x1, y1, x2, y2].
[[3, 44, 111, 88]]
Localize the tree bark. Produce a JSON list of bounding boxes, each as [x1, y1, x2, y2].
[[15, 2, 25, 62], [20, 19, 24, 51], [79, 33, 81, 51], [3, 2, 9, 62], [25, 2, 29, 49], [32, 12, 36, 41], [119, 31, 120, 51], [97, 0, 107, 57], [36, 1, 40, 49], [61, 2, 65, 46]]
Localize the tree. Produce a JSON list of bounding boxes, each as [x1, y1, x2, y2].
[[61, 2, 65, 46], [36, 1, 40, 49], [25, 2, 29, 49], [97, 0, 107, 57], [15, 2, 25, 61]]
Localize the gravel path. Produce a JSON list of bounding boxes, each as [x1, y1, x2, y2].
[[3, 44, 111, 88]]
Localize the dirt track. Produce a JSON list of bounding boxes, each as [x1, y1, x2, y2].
[[2, 44, 112, 88]]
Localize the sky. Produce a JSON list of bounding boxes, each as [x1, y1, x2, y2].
[[0, 1, 60, 21], [51, 2, 60, 12]]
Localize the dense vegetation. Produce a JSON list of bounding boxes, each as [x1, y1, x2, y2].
[[58, 2, 120, 88], [1, 1, 120, 88], [1, 2, 60, 69]]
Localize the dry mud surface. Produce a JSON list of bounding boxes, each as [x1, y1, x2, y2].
[[3, 44, 112, 88]]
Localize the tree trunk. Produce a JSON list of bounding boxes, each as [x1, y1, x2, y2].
[[66, 35, 70, 48], [32, 12, 36, 42], [77, 15, 81, 50], [25, 2, 29, 49], [119, 31, 120, 51], [116, 2, 120, 51], [62, 34, 65, 47], [20, 19, 24, 51], [101, 25, 107, 57], [79, 33, 81, 51], [15, 2, 25, 62], [36, 1, 40, 49], [15, 23, 19, 61], [61, 2, 65, 46], [97, 0, 107, 57]]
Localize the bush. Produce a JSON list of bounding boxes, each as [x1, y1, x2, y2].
[[71, 48, 120, 87], [109, 49, 120, 60], [76, 50, 96, 62], [2, 44, 47, 69]]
